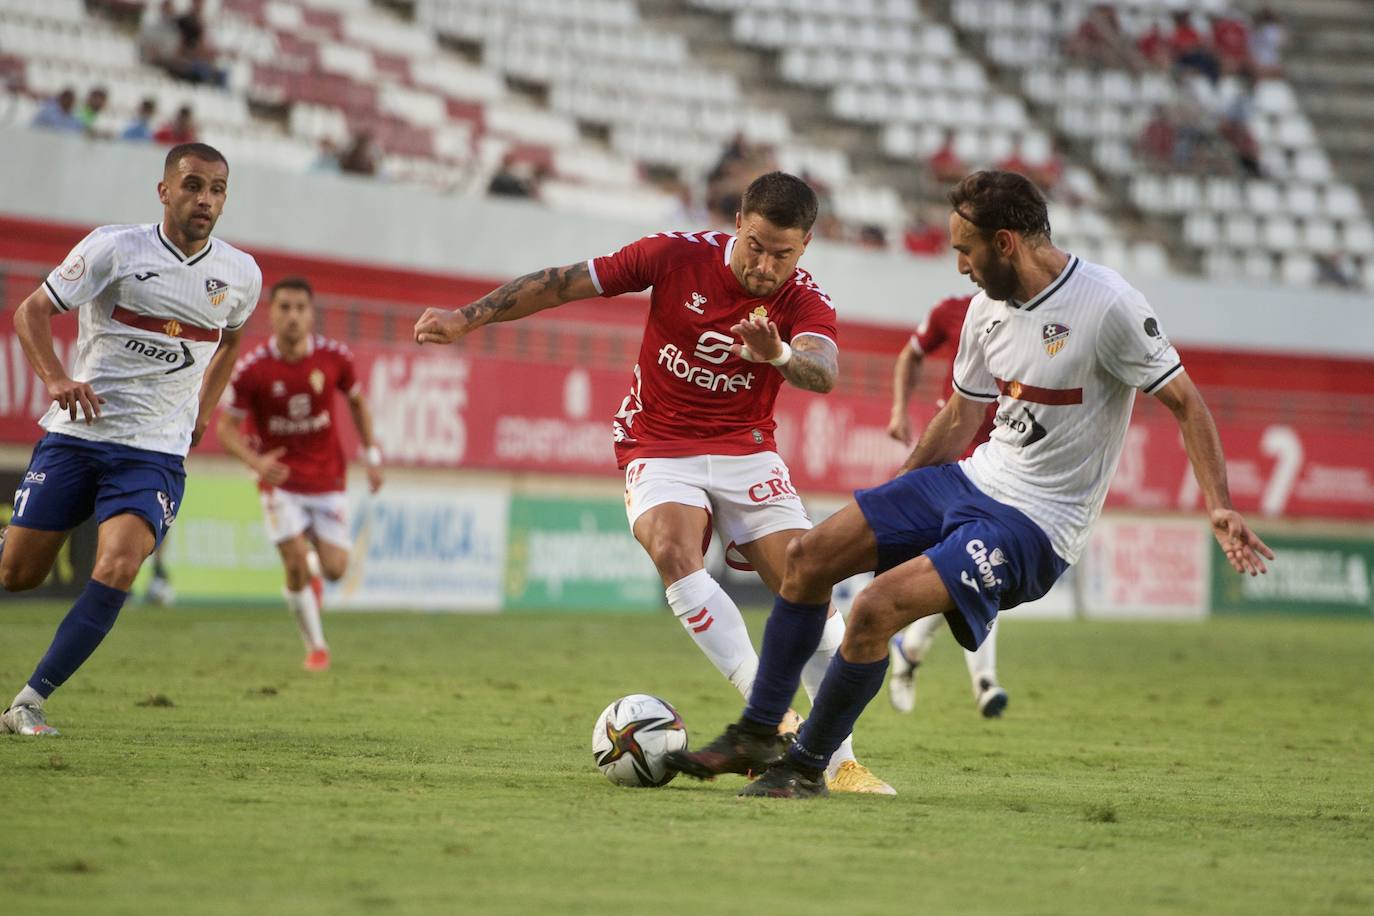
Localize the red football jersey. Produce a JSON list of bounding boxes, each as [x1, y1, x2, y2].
[[909, 294, 996, 455], [590, 231, 838, 466], [225, 335, 360, 494]]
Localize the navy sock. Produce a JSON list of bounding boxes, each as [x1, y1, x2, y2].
[[742, 597, 829, 729], [789, 650, 890, 772], [27, 580, 128, 698]]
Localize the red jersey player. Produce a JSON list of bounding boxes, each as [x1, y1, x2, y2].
[[414, 172, 892, 794], [216, 278, 383, 671], [885, 293, 1007, 718]]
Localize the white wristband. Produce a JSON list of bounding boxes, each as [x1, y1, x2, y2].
[[365, 445, 383, 466], [739, 341, 792, 366]]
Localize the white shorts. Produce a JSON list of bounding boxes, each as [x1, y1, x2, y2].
[[260, 488, 351, 550], [623, 452, 812, 557]]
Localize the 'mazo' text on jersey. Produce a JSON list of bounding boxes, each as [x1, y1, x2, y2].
[[124, 337, 195, 374]]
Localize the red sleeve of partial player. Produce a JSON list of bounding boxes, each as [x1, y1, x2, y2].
[[788, 268, 838, 347], [912, 295, 972, 355], [334, 343, 360, 396], [588, 234, 680, 298], [226, 354, 257, 416]]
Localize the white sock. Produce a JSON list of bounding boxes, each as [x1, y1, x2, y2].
[[285, 585, 327, 651], [800, 611, 857, 776], [900, 613, 944, 664], [665, 569, 757, 700], [12, 684, 44, 709], [965, 618, 998, 689]]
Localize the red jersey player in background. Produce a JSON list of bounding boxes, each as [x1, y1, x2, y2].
[[216, 278, 384, 671], [414, 172, 892, 794], [885, 293, 1008, 717]]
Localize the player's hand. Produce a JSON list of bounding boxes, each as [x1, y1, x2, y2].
[[48, 376, 105, 424], [887, 411, 913, 445], [1210, 508, 1274, 577], [414, 307, 474, 346], [729, 313, 784, 363], [254, 447, 290, 486], [365, 464, 383, 494]]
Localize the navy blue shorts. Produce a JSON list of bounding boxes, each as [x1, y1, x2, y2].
[[854, 464, 1068, 651], [10, 433, 185, 548]]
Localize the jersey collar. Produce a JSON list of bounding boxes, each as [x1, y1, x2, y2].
[[1010, 254, 1079, 312], [154, 223, 215, 266], [269, 335, 315, 361]]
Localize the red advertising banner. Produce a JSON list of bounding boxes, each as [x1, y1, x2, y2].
[[1, 311, 1371, 520]]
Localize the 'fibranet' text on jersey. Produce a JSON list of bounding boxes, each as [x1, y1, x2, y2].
[[953, 255, 1182, 564], [589, 231, 837, 466], [41, 223, 261, 456]]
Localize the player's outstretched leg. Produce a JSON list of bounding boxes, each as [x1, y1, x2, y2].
[[668, 504, 877, 780], [888, 613, 942, 714], [966, 619, 1007, 718], [3, 515, 152, 737], [742, 555, 953, 799]]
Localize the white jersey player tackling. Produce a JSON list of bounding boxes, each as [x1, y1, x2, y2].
[[2, 143, 260, 737], [671, 170, 1273, 797]]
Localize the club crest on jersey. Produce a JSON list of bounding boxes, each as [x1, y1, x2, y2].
[[751, 306, 768, 320], [59, 254, 86, 281], [1041, 322, 1071, 357], [309, 368, 325, 394], [684, 292, 707, 314], [205, 278, 229, 306]]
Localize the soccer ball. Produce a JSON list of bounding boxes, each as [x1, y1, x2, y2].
[[591, 694, 688, 787]]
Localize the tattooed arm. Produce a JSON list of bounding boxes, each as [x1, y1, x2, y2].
[[414, 262, 598, 345], [729, 314, 838, 394], [777, 335, 838, 393]]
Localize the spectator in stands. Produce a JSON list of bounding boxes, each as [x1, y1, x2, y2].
[[172, 0, 225, 86], [1314, 252, 1358, 289], [705, 132, 778, 225], [1136, 18, 1171, 70], [153, 105, 197, 145], [903, 206, 948, 256], [338, 130, 381, 177], [1169, 11, 1221, 84], [927, 130, 967, 184], [487, 153, 538, 199], [1249, 7, 1286, 78], [856, 225, 887, 250], [121, 98, 158, 142], [1209, 11, 1253, 77], [1138, 105, 1177, 170], [139, 2, 183, 72], [995, 139, 1033, 179], [1218, 74, 1263, 178], [77, 87, 110, 137], [1063, 4, 1141, 70], [31, 88, 85, 134], [667, 181, 711, 227]]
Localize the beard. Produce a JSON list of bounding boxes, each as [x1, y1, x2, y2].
[[980, 254, 1020, 302]]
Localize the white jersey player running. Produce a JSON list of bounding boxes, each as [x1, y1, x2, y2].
[[671, 170, 1273, 798], [2, 143, 260, 737]]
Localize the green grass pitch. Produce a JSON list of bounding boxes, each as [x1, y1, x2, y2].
[[1, 602, 1371, 915]]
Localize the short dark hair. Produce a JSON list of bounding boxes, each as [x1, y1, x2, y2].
[[269, 277, 314, 301], [164, 142, 227, 174], [740, 171, 819, 233], [948, 170, 1051, 241]]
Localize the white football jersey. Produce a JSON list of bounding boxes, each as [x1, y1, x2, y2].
[[953, 255, 1182, 563], [40, 223, 262, 456]]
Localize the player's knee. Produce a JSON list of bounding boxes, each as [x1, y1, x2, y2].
[[847, 589, 900, 648], [0, 560, 43, 592], [782, 533, 827, 590], [319, 553, 348, 581], [646, 538, 703, 584], [91, 551, 145, 591]]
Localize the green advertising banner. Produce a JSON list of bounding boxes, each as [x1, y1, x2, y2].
[[1211, 532, 1374, 617], [133, 471, 284, 603], [505, 495, 662, 611]]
